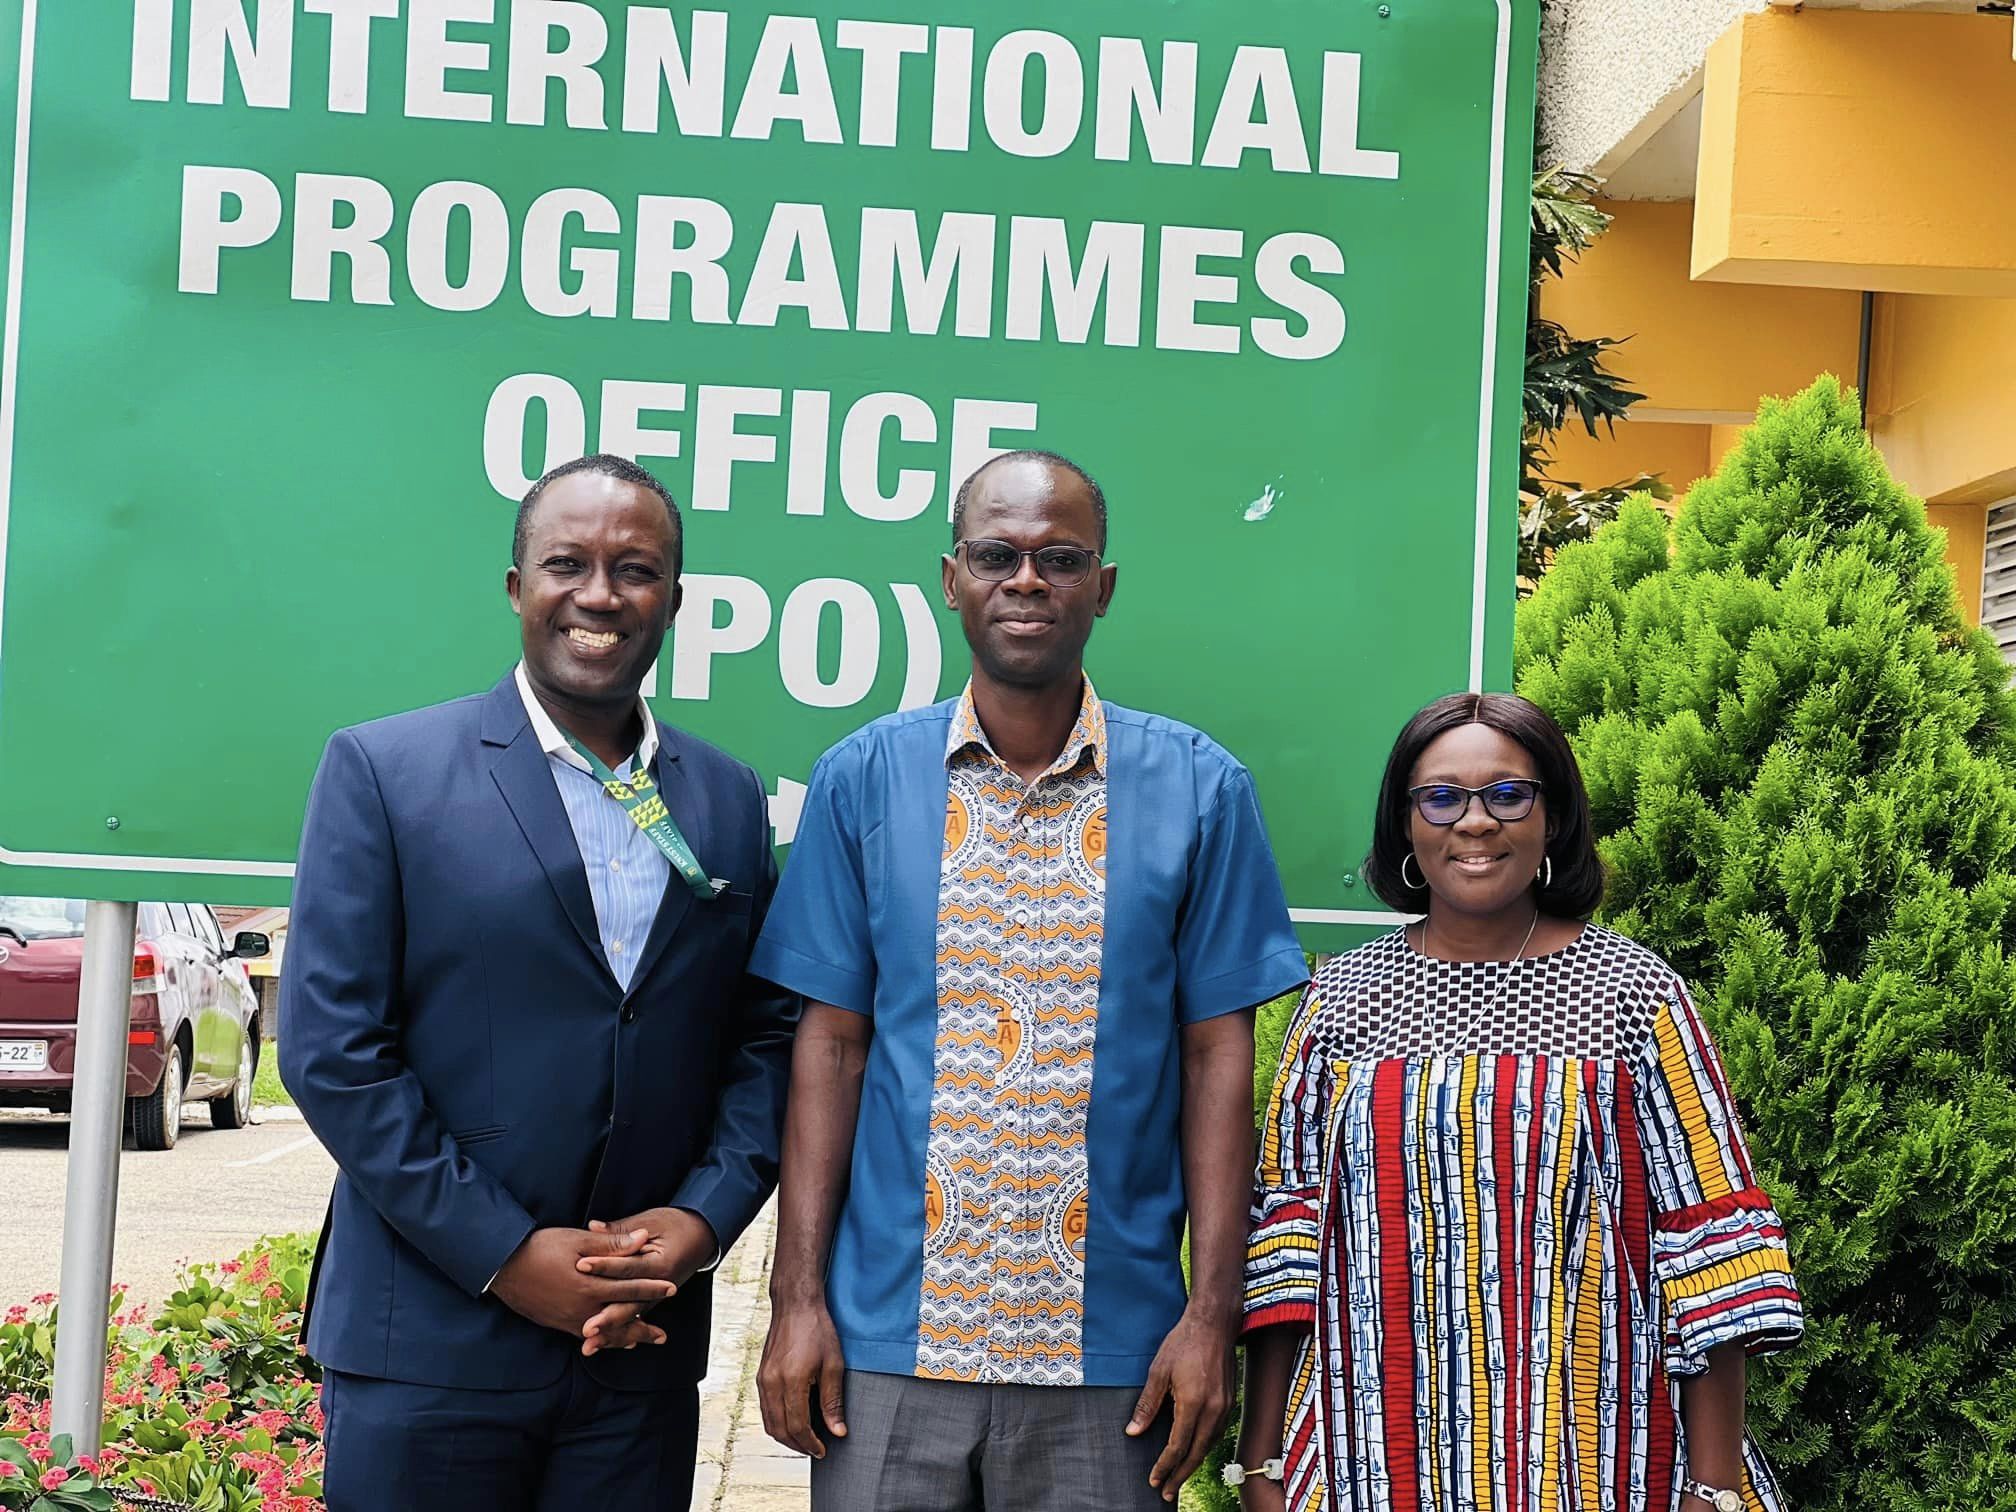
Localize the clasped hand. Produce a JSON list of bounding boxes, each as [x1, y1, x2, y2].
[[488, 1207, 717, 1356]]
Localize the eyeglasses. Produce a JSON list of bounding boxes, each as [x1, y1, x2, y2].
[[1407, 779, 1543, 826], [955, 539, 1101, 588]]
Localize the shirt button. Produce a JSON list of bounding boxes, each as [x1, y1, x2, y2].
[[610, 859, 622, 872], [611, 940, 625, 953], [1012, 909, 1030, 926]]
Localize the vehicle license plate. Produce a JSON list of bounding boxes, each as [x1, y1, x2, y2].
[[0, 1040, 48, 1072]]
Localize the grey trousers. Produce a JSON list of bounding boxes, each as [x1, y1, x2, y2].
[[809, 1370, 1175, 1512]]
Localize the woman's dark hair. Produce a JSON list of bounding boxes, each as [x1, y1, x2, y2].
[[1364, 692, 1605, 919]]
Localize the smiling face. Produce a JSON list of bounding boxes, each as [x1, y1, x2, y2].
[[942, 456, 1116, 690], [506, 471, 681, 718], [1407, 722, 1552, 920]]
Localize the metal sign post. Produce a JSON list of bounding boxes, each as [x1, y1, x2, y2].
[[48, 898, 137, 1453]]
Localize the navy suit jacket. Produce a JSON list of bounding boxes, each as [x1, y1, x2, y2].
[[281, 674, 796, 1391]]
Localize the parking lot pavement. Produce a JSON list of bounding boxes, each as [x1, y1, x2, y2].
[[0, 1107, 336, 1310]]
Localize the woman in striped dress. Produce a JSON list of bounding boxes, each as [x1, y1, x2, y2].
[[1233, 693, 1802, 1512]]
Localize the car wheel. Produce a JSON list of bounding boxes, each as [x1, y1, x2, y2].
[[211, 1029, 256, 1130], [130, 1042, 184, 1151]]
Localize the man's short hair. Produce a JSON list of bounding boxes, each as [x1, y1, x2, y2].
[[952, 450, 1108, 554], [512, 454, 683, 572]]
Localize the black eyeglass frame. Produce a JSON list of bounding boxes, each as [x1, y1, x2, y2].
[[1406, 779, 1545, 826], [952, 538, 1103, 588]]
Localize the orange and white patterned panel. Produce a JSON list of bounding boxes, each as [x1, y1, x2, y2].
[[919, 682, 1108, 1385]]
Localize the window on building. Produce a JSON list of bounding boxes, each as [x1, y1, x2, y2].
[[1987, 500, 2016, 669]]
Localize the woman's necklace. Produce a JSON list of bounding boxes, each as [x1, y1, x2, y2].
[[1414, 906, 1542, 1053]]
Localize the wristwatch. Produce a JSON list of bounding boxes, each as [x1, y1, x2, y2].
[[1221, 1458, 1285, 1488], [1679, 1474, 1743, 1512]]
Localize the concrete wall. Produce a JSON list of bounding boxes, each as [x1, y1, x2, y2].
[[1537, 0, 1762, 175]]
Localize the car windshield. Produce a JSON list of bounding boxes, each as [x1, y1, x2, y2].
[[0, 896, 87, 941]]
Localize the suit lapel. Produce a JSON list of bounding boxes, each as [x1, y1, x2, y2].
[[625, 726, 699, 998], [482, 678, 610, 979]]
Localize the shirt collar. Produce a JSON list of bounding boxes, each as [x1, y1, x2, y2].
[[514, 661, 659, 777], [945, 677, 1107, 780]]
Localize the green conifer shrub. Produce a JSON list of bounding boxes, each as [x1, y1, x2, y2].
[[1516, 377, 2016, 1510]]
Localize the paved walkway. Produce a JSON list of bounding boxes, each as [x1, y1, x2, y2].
[[693, 1198, 810, 1511]]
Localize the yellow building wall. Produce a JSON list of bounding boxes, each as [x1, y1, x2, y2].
[[1868, 293, 2016, 508], [1926, 505, 1986, 628], [1542, 200, 1859, 422], [1545, 419, 1710, 498], [1694, 10, 2016, 297]]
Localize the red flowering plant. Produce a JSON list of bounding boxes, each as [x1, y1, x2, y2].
[[2, 1236, 324, 1512], [0, 1431, 117, 1511]]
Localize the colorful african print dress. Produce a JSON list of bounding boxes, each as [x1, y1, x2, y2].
[[1244, 927, 1803, 1512]]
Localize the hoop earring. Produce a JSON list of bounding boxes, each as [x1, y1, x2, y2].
[[1401, 853, 1426, 891], [1537, 855, 1553, 890]]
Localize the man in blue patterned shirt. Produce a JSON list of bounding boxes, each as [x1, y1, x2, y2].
[[751, 451, 1308, 1509]]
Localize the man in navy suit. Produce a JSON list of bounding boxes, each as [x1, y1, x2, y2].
[[282, 454, 796, 1511]]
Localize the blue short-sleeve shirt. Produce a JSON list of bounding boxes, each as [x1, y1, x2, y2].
[[749, 688, 1308, 1387]]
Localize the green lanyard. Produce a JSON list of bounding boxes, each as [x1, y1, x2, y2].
[[562, 732, 725, 900]]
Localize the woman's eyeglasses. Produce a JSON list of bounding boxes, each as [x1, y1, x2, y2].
[[1407, 779, 1543, 826], [956, 538, 1101, 587]]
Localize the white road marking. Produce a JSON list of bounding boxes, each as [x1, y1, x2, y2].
[[225, 1133, 318, 1169]]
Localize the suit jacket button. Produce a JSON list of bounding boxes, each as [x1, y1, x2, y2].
[[620, 1005, 637, 1023]]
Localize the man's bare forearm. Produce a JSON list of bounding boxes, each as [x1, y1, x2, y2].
[[1180, 1010, 1258, 1323], [770, 1003, 871, 1308]]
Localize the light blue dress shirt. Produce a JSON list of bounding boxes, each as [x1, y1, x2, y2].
[[514, 664, 669, 992]]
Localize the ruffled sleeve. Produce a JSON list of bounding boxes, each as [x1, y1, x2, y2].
[[1244, 982, 1329, 1333], [1631, 982, 1803, 1376]]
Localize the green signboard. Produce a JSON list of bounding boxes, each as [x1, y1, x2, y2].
[[0, 0, 1534, 949]]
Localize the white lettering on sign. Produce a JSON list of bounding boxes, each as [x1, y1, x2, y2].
[[173, 179, 1349, 361], [1156, 225, 1244, 356], [1202, 47, 1311, 174], [178, 165, 284, 294], [982, 31, 1084, 160], [480, 375, 1040, 522], [779, 578, 880, 708], [668, 575, 943, 713], [134, 7, 1404, 182], [506, 0, 608, 130], [308, 0, 401, 114], [597, 380, 687, 468], [670, 574, 773, 701], [1004, 218, 1144, 347], [522, 188, 622, 318], [482, 372, 585, 498], [622, 8, 727, 136], [731, 14, 844, 145], [187, 0, 294, 110], [835, 20, 930, 148], [1092, 39, 1196, 167], [691, 386, 783, 512], [840, 393, 937, 522], [406, 0, 494, 124], [290, 172, 395, 304]]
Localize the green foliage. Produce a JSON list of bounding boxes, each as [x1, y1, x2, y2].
[[1183, 981, 1314, 1512], [1517, 376, 2016, 1510], [1521, 165, 1655, 590], [1518, 473, 1674, 591], [0, 1431, 117, 1511], [2, 1235, 323, 1512], [249, 1051, 290, 1109]]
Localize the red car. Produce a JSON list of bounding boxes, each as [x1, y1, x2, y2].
[[0, 897, 271, 1150]]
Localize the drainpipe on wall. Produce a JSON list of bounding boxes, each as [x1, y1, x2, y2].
[[1857, 291, 1874, 433]]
